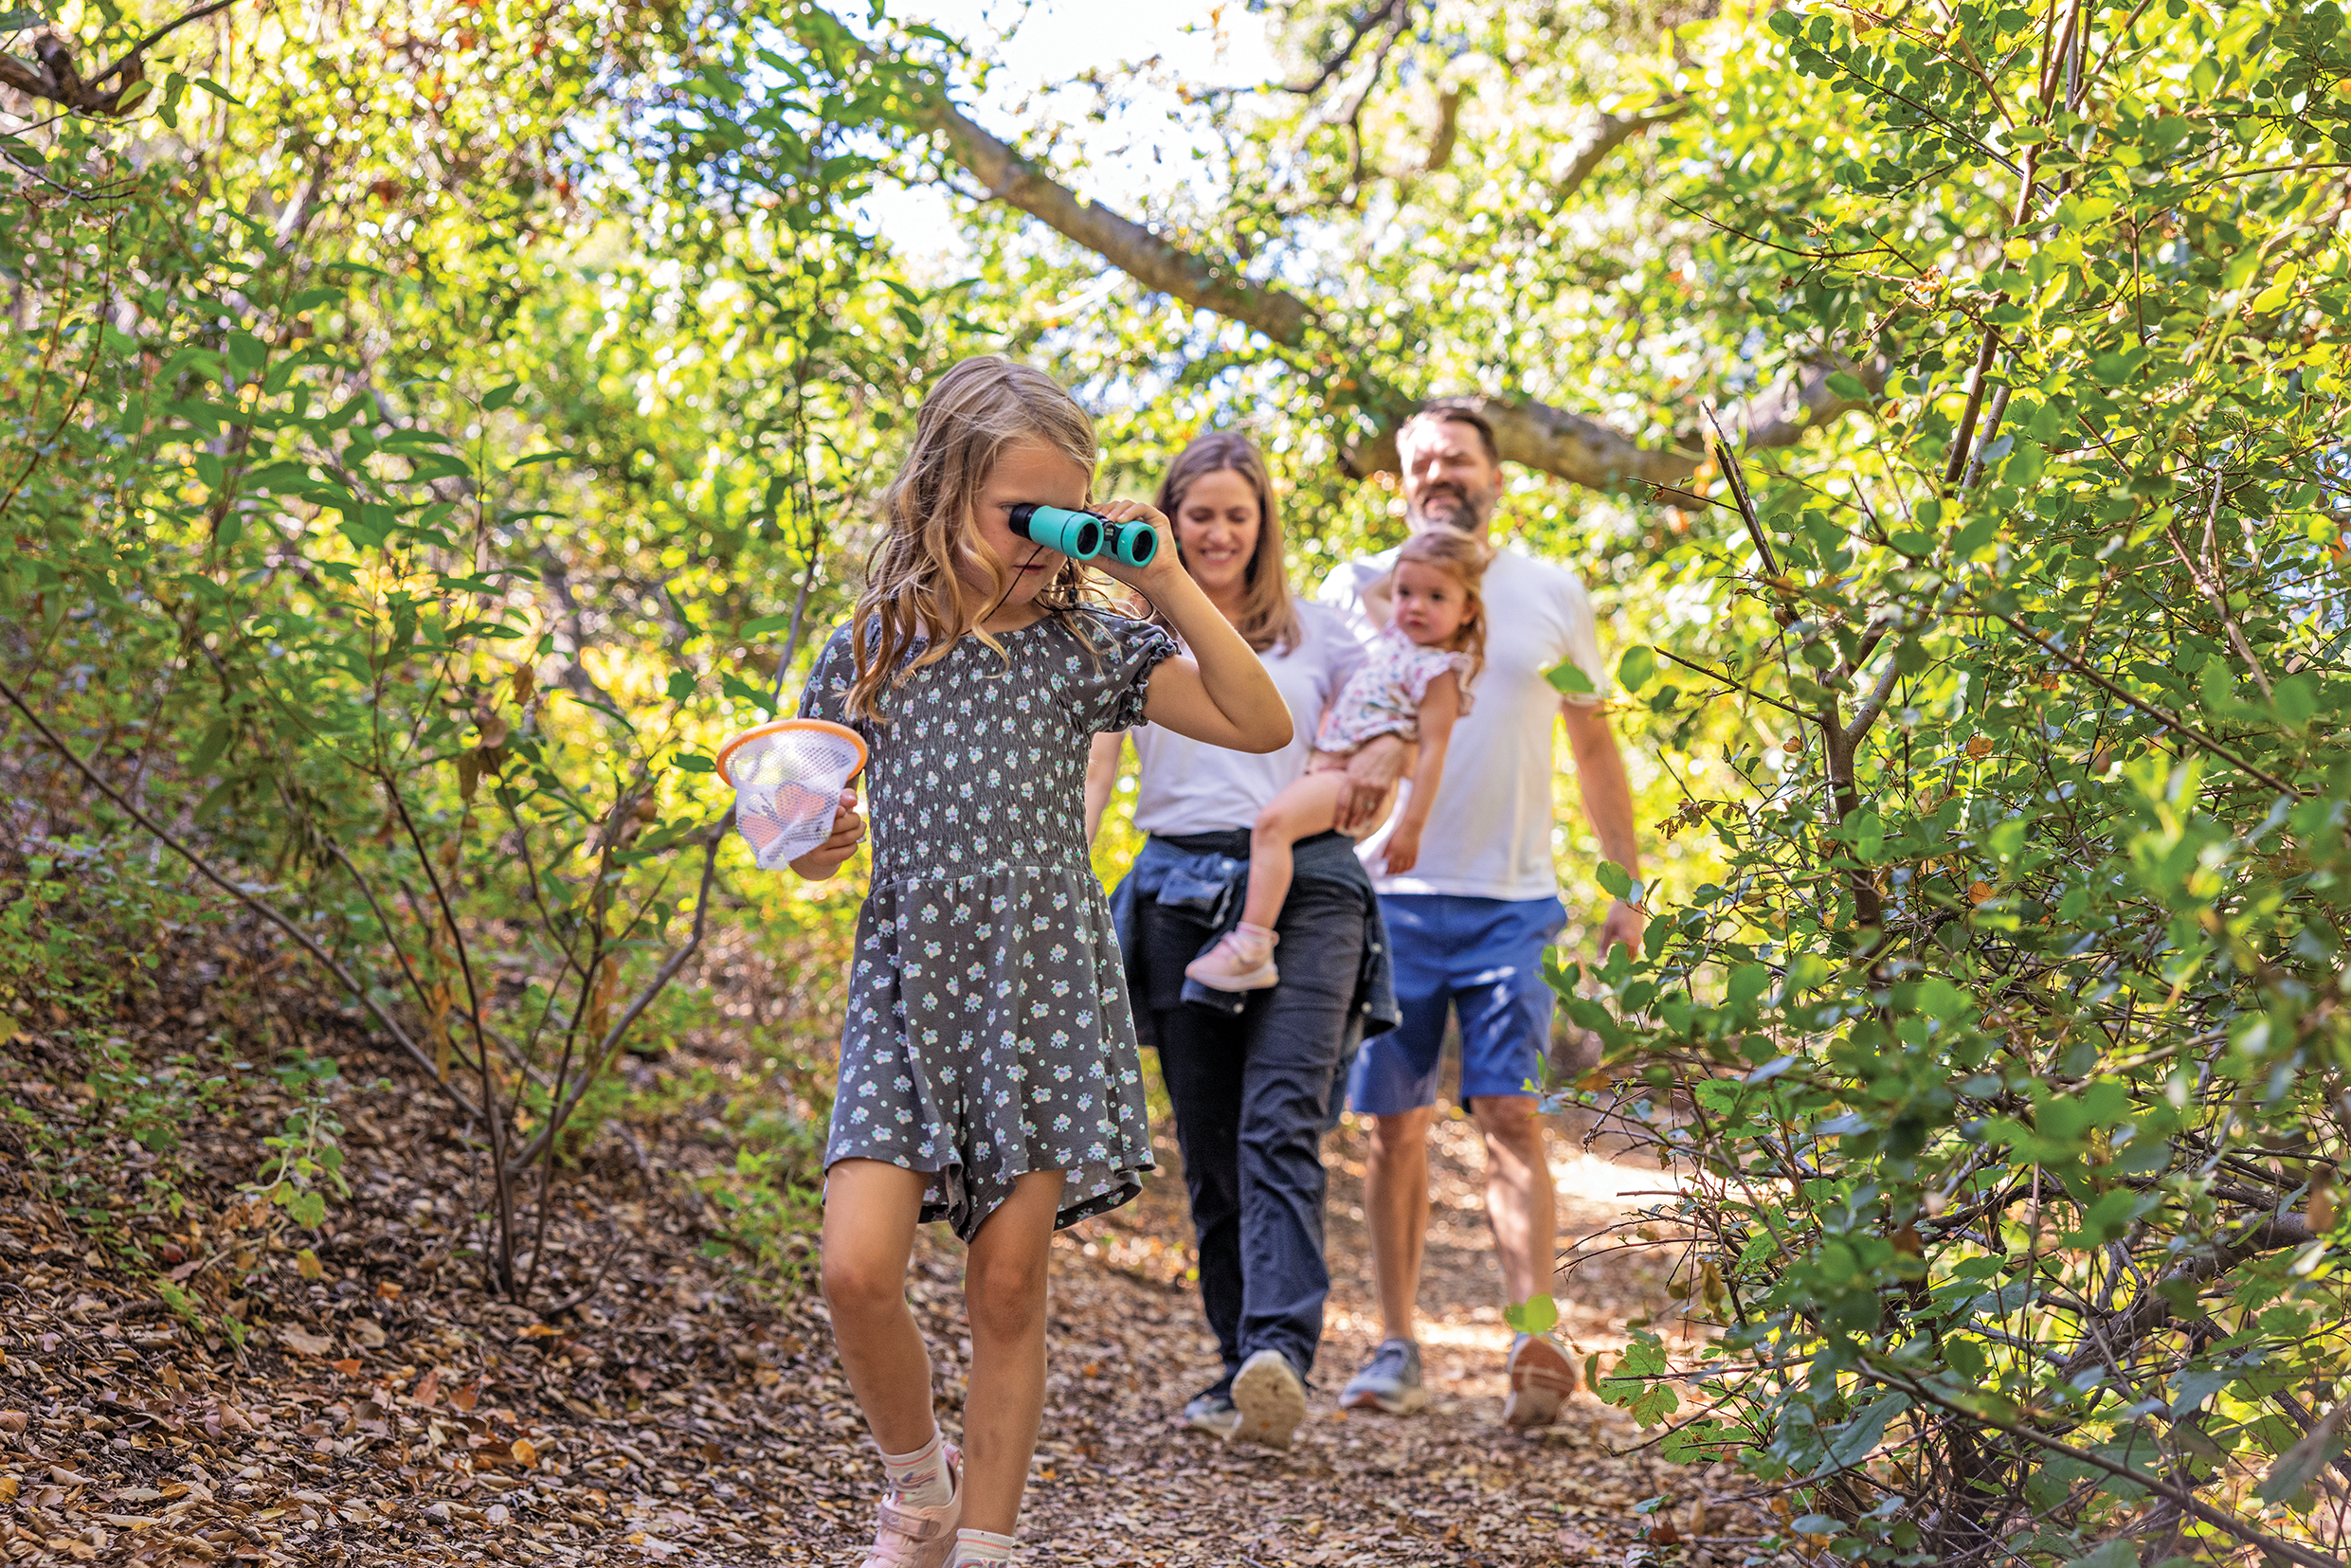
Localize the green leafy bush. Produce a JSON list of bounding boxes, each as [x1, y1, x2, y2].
[[1563, 2, 2351, 1562]]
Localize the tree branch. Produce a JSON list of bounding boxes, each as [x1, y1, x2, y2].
[[0, 671, 482, 1126], [788, 9, 1881, 492], [888, 51, 1315, 345], [1870, 1346, 2342, 1568], [1275, 0, 1410, 97], [2055, 1214, 2315, 1385], [1983, 605, 2301, 797], [1, 0, 237, 116], [1555, 103, 1688, 200], [501, 820, 727, 1177]]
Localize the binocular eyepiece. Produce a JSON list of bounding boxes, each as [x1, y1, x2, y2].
[[1006, 503, 1157, 568]]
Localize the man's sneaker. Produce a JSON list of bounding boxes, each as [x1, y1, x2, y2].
[[1503, 1332, 1579, 1429], [1339, 1339, 1427, 1415], [1230, 1348, 1308, 1449], [1184, 926, 1279, 992], [1182, 1378, 1240, 1439], [861, 1443, 961, 1567]]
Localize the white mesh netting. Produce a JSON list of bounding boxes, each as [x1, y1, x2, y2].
[[719, 722, 865, 871]]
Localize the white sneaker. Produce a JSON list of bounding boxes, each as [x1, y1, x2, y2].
[[1229, 1349, 1308, 1450], [1503, 1333, 1578, 1429], [1180, 1381, 1240, 1439]]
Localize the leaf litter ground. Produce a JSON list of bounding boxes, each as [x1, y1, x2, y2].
[[1, 975, 1772, 1567]]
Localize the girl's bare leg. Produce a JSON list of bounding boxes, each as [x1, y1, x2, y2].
[[960, 1171, 1067, 1536], [821, 1159, 935, 1453], [1241, 771, 1352, 930]]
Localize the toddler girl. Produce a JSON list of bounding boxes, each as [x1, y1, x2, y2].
[[1185, 530, 1490, 992], [787, 355, 1290, 1568]]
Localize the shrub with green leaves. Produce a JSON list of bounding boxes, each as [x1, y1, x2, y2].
[[1561, 1, 2351, 1563], [2, 0, 917, 1302]]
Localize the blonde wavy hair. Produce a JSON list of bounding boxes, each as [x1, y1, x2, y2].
[[1394, 529, 1492, 692], [847, 356, 1105, 721], [1150, 431, 1300, 655]]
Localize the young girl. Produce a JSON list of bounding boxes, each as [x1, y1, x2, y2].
[[1185, 530, 1490, 992], [787, 356, 1290, 1568]]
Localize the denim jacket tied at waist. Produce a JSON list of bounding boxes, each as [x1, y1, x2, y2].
[[1109, 828, 1399, 1055]]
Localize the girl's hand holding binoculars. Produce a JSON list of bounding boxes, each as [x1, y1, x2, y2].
[[1087, 499, 1178, 590]]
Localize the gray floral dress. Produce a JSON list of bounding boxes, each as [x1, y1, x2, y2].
[[801, 608, 1178, 1241]]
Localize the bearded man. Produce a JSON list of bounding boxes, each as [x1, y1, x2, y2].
[[1316, 406, 1644, 1428]]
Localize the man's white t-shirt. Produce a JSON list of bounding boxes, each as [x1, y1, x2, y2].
[[1317, 542, 1608, 902], [1130, 601, 1367, 836]]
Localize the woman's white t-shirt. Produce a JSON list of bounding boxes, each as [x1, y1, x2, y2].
[[1317, 543, 1609, 902], [1129, 601, 1367, 836]]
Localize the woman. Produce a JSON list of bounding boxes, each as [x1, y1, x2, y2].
[[1088, 431, 1397, 1451]]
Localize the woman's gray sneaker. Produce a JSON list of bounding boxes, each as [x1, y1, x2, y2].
[[1339, 1339, 1428, 1415], [1182, 1382, 1240, 1439], [1230, 1349, 1309, 1449]]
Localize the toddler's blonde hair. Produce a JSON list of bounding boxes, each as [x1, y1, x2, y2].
[[1393, 530, 1492, 692]]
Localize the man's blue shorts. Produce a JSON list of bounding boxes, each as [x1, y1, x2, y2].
[[1347, 893, 1567, 1115]]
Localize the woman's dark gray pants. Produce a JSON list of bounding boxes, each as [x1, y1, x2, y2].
[[1138, 879, 1365, 1383]]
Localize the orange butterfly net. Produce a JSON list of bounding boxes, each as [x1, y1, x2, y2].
[[715, 719, 868, 870]]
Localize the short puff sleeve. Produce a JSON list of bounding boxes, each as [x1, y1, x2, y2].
[[1400, 643, 1476, 719], [795, 624, 861, 731], [1076, 609, 1179, 734]]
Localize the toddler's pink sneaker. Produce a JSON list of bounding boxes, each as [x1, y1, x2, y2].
[[1185, 925, 1280, 992], [861, 1443, 962, 1568]]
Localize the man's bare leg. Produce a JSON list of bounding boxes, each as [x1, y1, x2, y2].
[[1338, 1105, 1438, 1414], [1469, 1094, 1556, 1307], [1472, 1093, 1575, 1426], [1365, 1106, 1435, 1342]]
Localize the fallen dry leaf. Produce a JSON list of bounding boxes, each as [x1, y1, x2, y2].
[[277, 1325, 335, 1357]]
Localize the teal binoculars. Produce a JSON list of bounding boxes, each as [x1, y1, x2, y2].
[[1007, 503, 1157, 568]]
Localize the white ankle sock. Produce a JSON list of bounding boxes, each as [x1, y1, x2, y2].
[[951, 1528, 1016, 1566], [1234, 921, 1277, 952], [876, 1430, 952, 1509]]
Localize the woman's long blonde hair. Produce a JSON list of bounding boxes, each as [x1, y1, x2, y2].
[[848, 356, 1102, 720], [1150, 432, 1300, 655], [1395, 529, 1492, 691]]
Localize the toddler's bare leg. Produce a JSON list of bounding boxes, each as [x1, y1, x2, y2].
[[1241, 771, 1352, 931]]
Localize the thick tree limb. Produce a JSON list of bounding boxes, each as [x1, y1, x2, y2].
[[1336, 352, 1886, 489], [1342, 394, 1701, 488], [1416, 86, 1464, 174], [789, 8, 1882, 491], [1276, 0, 1412, 97], [897, 62, 1315, 346], [1556, 104, 1687, 199]]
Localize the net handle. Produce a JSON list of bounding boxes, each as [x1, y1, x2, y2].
[[714, 717, 870, 787]]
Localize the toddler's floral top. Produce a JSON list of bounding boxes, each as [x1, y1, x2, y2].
[[1312, 623, 1476, 753]]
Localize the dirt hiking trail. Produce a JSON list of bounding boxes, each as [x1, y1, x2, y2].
[[3, 1004, 1758, 1568]]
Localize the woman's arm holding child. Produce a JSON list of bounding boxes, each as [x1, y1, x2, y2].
[[1091, 498, 1291, 754], [788, 787, 867, 881], [1378, 673, 1461, 876]]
